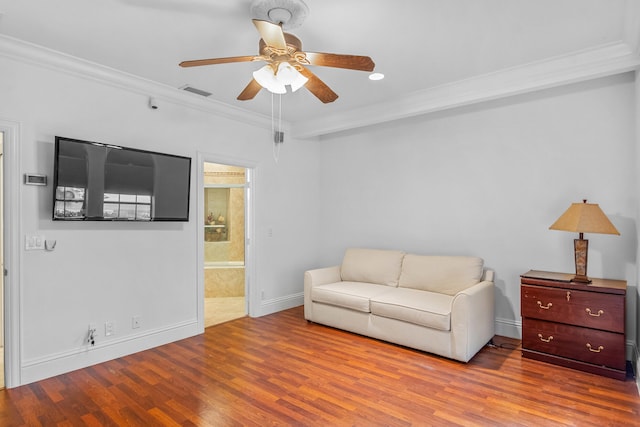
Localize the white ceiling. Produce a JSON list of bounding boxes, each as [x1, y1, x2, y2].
[[0, 0, 637, 136]]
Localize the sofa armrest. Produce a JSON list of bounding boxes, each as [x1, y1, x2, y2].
[[482, 269, 494, 282], [450, 273, 495, 362], [305, 265, 341, 288], [304, 266, 341, 320]]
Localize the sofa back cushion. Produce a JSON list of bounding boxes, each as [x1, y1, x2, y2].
[[399, 255, 484, 295], [340, 248, 405, 287]]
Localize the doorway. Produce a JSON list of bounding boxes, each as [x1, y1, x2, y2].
[[203, 162, 247, 327]]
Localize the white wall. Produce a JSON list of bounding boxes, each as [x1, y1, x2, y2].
[[0, 46, 321, 385], [317, 73, 637, 341], [0, 37, 637, 386]]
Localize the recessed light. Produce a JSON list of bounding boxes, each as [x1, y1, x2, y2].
[[369, 72, 385, 81]]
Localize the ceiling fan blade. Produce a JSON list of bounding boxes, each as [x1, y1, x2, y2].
[[252, 19, 287, 50], [297, 67, 338, 103], [179, 55, 258, 67], [237, 78, 263, 101], [302, 52, 375, 72]]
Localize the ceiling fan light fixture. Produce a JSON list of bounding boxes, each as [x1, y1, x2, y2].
[[253, 62, 308, 94], [253, 65, 287, 94], [276, 62, 308, 91]]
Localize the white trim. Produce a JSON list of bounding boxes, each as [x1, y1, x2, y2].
[[635, 342, 640, 393], [196, 156, 206, 333], [0, 34, 275, 132], [624, 0, 640, 56], [626, 341, 637, 369], [495, 317, 521, 340], [0, 119, 22, 388], [3, 33, 638, 142], [258, 293, 304, 317], [245, 167, 259, 318], [20, 321, 198, 386], [292, 41, 640, 138], [197, 153, 258, 327]]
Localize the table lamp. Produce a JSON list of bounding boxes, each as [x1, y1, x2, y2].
[[549, 199, 619, 283]]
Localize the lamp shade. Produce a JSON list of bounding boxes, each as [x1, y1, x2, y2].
[[549, 201, 619, 235]]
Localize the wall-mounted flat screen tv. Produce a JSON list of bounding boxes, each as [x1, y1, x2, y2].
[[53, 136, 191, 221]]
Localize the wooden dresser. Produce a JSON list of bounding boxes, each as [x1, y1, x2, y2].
[[520, 270, 626, 380]]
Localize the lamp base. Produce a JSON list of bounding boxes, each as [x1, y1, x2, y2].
[[571, 275, 592, 284], [572, 237, 591, 284]]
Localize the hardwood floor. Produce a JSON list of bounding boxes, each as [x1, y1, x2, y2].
[[1, 305, 639, 426]]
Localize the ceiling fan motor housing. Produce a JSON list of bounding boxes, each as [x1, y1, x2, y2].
[[259, 33, 303, 57]]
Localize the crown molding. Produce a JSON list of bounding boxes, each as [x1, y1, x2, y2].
[[624, 0, 640, 56], [0, 34, 276, 131], [292, 41, 640, 139], [1, 34, 637, 141]]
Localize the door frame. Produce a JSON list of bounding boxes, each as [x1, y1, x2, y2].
[[196, 152, 257, 330], [1, 120, 22, 388]]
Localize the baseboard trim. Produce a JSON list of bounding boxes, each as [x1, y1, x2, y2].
[[17, 293, 304, 386], [258, 293, 304, 317], [632, 343, 640, 393], [495, 317, 521, 339], [636, 357, 640, 393], [19, 320, 200, 386]]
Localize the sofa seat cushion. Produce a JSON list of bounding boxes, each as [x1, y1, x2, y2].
[[370, 288, 453, 331], [311, 281, 392, 313]]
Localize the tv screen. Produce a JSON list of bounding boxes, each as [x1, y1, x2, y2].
[[53, 136, 191, 221]]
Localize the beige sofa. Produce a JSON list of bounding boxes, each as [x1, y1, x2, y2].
[[304, 248, 495, 362]]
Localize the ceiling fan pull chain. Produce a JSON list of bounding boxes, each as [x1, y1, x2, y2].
[[278, 93, 283, 141], [272, 92, 283, 162]]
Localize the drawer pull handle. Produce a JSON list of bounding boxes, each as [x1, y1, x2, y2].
[[537, 334, 553, 343], [585, 308, 604, 317], [586, 343, 604, 353], [566, 291, 571, 302], [537, 301, 552, 310]]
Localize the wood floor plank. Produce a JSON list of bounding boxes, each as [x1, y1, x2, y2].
[[1, 305, 639, 426]]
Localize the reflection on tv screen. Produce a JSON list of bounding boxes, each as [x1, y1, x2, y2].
[[53, 136, 191, 221]]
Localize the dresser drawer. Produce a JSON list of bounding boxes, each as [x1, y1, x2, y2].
[[522, 318, 625, 370], [521, 285, 624, 332]]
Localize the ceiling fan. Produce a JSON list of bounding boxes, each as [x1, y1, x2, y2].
[[179, 0, 375, 104]]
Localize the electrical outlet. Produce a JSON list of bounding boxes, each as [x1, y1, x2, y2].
[[132, 315, 141, 329], [88, 323, 97, 346], [105, 321, 114, 336]]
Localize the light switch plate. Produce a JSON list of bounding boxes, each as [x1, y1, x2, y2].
[[25, 235, 45, 250]]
